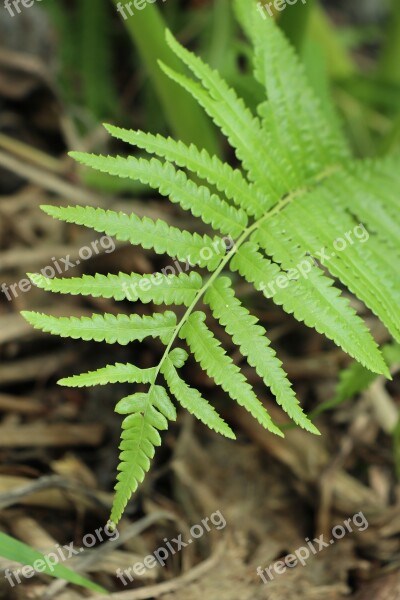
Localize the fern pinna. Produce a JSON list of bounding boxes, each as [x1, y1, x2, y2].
[[22, 9, 399, 525]]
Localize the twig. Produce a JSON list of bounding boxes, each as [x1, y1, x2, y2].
[[0, 151, 103, 206]]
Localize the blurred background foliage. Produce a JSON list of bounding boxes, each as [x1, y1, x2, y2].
[[38, 0, 400, 161]]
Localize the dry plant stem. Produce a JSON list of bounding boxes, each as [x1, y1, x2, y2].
[[0, 476, 112, 511], [0, 133, 62, 174], [0, 393, 44, 415], [0, 423, 105, 448], [0, 351, 77, 386], [364, 378, 399, 434], [0, 151, 102, 206]]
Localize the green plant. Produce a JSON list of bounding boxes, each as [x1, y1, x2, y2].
[[0, 533, 106, 594], [44, 0, 117, 121], [312, 343, 400, 418], [22, 8, 399, 525], [311, 342, 400, 478], [110, 0, 219, 154]]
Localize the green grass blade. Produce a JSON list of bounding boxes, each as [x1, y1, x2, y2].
[[110, 0, 219, 155], [0, 532, 107, 594], [278, 0, 315, 53]]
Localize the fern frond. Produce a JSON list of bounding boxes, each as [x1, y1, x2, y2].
[[21, 311, 177, 345], [29, 271, 203, 307], [116, 389, 177, 421], [180, 312, 283, 437], [59, 363, 156, 387], [149, 384, 177, 421], [69, 152, 248, 238], [161, 354, 235, 439], [104, 125, 267, 218], [168, 347, 189, 368], [41, 205, 225, 270], [23, 22, 399, 527], [204, 277, 319, 434]]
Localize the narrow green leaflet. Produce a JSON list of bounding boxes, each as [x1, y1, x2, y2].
[[21, 311, 177, 345]]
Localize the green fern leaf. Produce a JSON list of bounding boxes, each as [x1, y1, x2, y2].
[[161, 354, 235, 439], [180, 312, 283, 437], [69, 152, 248, 238], [231, 242, 388, 376], [104, 124, 268, 218], [21, 310, 177, 345], [160, 39, 287, 206], [29, 271, 203, 307], [204, 277, 319, 434], [41, 205, 225, 270], [249, 11, 350, 181], [273, 176, 400, 343], [168, 347, 189, 368], [22, 21, 398, 526], [59, 363, 156, 387], [111, 385, 172, 524]]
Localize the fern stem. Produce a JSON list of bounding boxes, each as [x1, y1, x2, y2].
[[149, 164, 340, 397], [150, 195, 298, 392]]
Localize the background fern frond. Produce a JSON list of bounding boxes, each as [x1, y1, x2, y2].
[[312, 343, 400, 418]]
